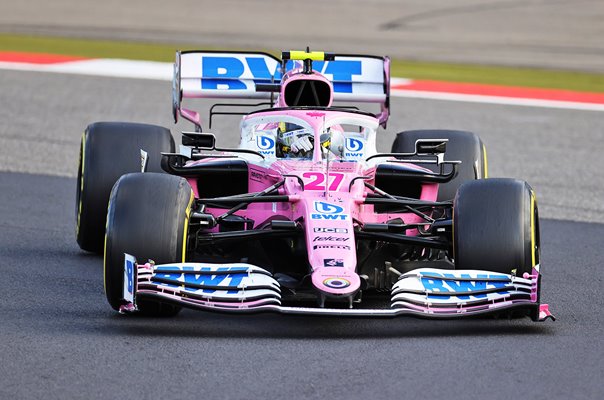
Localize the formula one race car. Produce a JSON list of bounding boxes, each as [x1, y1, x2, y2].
[[76, 49, 553, 321]]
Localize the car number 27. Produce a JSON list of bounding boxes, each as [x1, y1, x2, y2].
[[303, 172, 344, 191]]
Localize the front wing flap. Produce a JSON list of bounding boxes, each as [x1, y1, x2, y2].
[[390, 268, 544, 317], [121, 255, 553, 321]]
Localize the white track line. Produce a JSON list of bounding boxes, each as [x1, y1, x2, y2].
[[1, 59, 603, 112], [389, 89, 604, 112], [0, 59, 173, 80]]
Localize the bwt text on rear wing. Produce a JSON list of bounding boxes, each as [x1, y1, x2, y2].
[[172, 50, 391, 128]]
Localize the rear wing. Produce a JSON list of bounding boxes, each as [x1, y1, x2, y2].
[[172, 50, 390, 128]]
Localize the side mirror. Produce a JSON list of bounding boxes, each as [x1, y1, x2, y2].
[[182, 132, 216, 149], [415, 139, 447, 155]]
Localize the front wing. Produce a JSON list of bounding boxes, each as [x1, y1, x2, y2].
[[121, 255, 554, 321]]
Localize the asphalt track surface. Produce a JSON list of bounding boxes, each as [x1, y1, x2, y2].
[[1, 70, 603, 399], [2, 0, 604, 72]]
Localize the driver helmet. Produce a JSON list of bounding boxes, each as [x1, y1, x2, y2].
[[278, 123, 314, 158]]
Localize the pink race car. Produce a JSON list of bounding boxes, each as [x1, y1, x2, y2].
[[76, 50, 553, 321]]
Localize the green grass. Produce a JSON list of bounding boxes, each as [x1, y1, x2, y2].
[[2, 33, 604, 93], [0, 34, 182, 62]]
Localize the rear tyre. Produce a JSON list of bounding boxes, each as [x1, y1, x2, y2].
[[453, 178, 540, 276], [391, 130, 487, 201], [104, 173, 194, 316], [76, 122, 174, 253]]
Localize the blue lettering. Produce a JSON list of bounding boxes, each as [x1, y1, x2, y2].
[[199, 57, 364, 93], [152, 266, 182, 288], [184, 271, 225, 293], [246, 57, 277, 83], [311, 214, 347, 220], [225, 274, 244, 294], [442, 274, 486, 300], [181, 266, 246, 294], [421, 274, 450, 300], [325, 61, 362, 93], [312, 61, 326, 74], [482, 274, 510, 295], [202, 57, 246, 90], [278, 60, 298, 77], [422, 273, 511, 300], [125, 259, 134, 294]]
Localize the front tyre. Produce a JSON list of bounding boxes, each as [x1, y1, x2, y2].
[[104, 173, 194, 316], [76, 122, 174, 253], [453, 178, 540, 276]]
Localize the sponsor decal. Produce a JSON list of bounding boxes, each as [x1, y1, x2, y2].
[[314, 201, 343, 214], [324, 259, 344, 267], [311, 201, 348, 220], [420, 272, 510, 300], [200, 55, 363, 93], [281, 130, 297, 139], [152, 266, 247, 294], [323, 277, 351, 289], [314, 227, 348, 233], [313, 244, 351, 250], [344, 137, 364, 158], [256, 135, 275, 155], [345, 138, 364, 151], [123, 255, 136, 302], [250, 168, 265, 183], [313, 236, 349, 242]]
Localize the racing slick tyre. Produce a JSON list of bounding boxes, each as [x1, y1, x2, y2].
[[453, 178, 540, 276], [76, 122, 175, 253], [391, 130, 487, 201], [104, 172, 194, 316]]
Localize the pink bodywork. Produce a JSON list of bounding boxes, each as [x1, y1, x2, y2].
[[118, 51, 552, 320], [184, 108, 438, 299]]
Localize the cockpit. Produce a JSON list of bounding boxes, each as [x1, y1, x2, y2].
[[240, 109, 378, 162]]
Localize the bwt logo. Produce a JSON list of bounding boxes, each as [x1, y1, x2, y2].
[[201, 56, 362, 93], [421, 273, 510, 300], [125, 259, 135, 294], [345, 137, 364, 158], [152, 266, 246, 294], [345, 138, 364, 152], [314, 201, 344, 214], [311, 201, 348, 220], [256, 135, 275, 153]]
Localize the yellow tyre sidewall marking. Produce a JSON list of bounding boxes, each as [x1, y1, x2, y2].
[[182, 189, 194, 262], [530, 190, 537, 268]]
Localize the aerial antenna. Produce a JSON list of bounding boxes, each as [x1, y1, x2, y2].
[[303, 46, 312, 74]]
